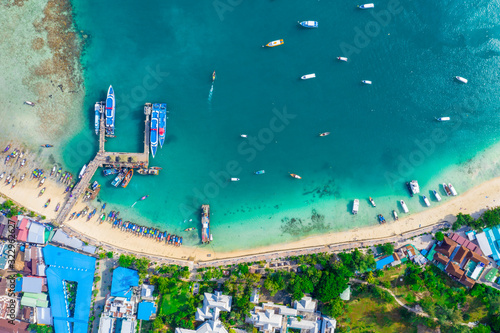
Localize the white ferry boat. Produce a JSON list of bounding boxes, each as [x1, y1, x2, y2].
[[449, 183, 458, 196], [423, 196, 431, 207], [436, 117, 450, 121], [352, 199, 359, 215], [301, 74, 316, 80], [400, 200, 409, 213], [362, 80, 372, 85], [409, 180, 420, 194], [337, 57, 348, 62], [455, 76, 468, 84], [433, 190, 442, 202], [358, 3, 374, 8]]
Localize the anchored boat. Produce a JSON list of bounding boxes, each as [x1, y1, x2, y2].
[[290, 173, 302, 179], [159, 103, 167, 148], [337, 57, 348, 62], [301, 73, 316, 80], [137, 168, 160, 175], [433, 190, 442, 201], [230, 178, 240, 182], [400, 200, 409, 213], [298, 21, 318, 28], [264, 39, 284, 47], [378, 214, 386, 224], [352, 199, 359, 215], [24, 101, 35, 106], [409, 180, 420, 194], [362, 80, 372, 85], [121, 169, 134, 188], [455, 76, 468, 84], [319, 132, 330, 137], [393, 210, 399, 220], [94, 102, 101, 135], [255, 170, 265, 175], [369, 197, 376, 207], [150, 104, 159, 158], [436, 117, 450, 121], [423, 196, 431, 207], [358, 3, 374, 8], [443, 183, 452, 196], [448, 183, 457, 196], [111, 169, 128, 187], [105, 85, 115, 136]]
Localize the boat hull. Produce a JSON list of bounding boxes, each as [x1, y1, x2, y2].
[[105, 86, 115, 136]]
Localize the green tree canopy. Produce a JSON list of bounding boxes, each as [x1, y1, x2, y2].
[[435, 231, 444, 241]]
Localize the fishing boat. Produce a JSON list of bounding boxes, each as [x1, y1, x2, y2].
[[20, 159, 25, 167], [24, 101, 35, 106], [140, 195, 149, 201], [230, 178, 240, 182], [101, 203, 106, 211], [393, 210, 398, 220], [41, 144, 53, 148], [378, 214, 386, 224], [358, 3, 374, 8], [362, 80, 372, 85], [255, 170, 265, 175], [105, 85, 115, 136], [159, 103, 167, 148], [264, 39, 284, 47], [150, 104, 159, 158], [50, 165, 56, 176], [369, 197, 376, 207], [55, 203, 60, 212], [94, 102, 101, 135], [241, 134, 248, 138], [69, 212, 76, 220], [0, 172, 3, 180], [91, 181, 100, 191], [137, 168, 159, 175], [290, 173, 302, 179], [298, 21, 318, 28], [11, 180, 16, 188], [56, 167, 62, 179], [121, 169, 134, 188], [436, 117, 450, 121], [212, 71, 216, 81], [44, 199, 50, 208], [443, 183, 451, 196], [400, 200, 409, 213], [103, 168, 119, 176], [433, 190, 442, 201], [352, 199, 359, 214], [337, 57, 348, 62], [301, 73, 316, 80], [319, 132, 330, 137], [79, 164, 87, 179], [4, 155, 9, 164], [409, 180, 420, 194], [19, 174, 25, 182], [423, 196, 431, 207], [111, 169, 127, 187], [38, 177, 46, 187], [455, 76, 468, 84], [2, 145, 10, 153], [6, 177, 12, 185], [184, 227, 196, 231], [448, 183, 458, 196]]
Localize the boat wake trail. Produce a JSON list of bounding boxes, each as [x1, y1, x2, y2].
[[131, 201, 138, 207], [207, 83, 214, 109]]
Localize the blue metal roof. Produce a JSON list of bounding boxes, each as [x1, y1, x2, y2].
[[376, 255, 395, 270], [111, 267, 139, 301], [137, 301, 156, 321], [43, 245, 96, 333]]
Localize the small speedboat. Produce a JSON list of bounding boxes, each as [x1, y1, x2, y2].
[[264, 39, 284, 47], [290, 173, 302, 179], [41, 144, 53, 148], [443, 183, 452, 196], [423, 196, 431, 207], [212, 71, 216, 81], [91, 181, 100, 191], [24, 101, 35, 106], [240, 134, 248, 138], [44, 199, 50, 208], [319, 132, 330, 137], [455, 76, 468, 84], [2, 145, 10, 153], [298, 21, 318, 28], [362, 80, 372, 85], [448, 183, 458, 196], [352, 199, 359, 214], [230, 178, 240, 182], [433, 190, 442, 202], [378, 214, 386, 223], [301, 73, 316, 80], [393, 210, 398, 220], [369, 197, 376, 207], [358, 3, 374, 8], [337, 57, 348, 62], [184, 227, 196, 231], [436, 117, 450, 122], [255, 170, 265, 175], [400, 200, 409, 213]]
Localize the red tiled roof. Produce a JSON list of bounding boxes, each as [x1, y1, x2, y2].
[[435, 237, 458, 257], [466, 251, 489, 266], [434, 253, 450, 266], [453, 246, 469, 265], [446, 262, 465, 279], [460, 274, 475, 288]]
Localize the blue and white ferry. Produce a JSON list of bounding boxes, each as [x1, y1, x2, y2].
[[105, 86, 115, 136], [299, 21, 318, 28]]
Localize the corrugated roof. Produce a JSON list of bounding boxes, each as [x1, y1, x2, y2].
[[22, 277, 43, 294], [137, 301, 157, 320], [27, 222, 46, 244]]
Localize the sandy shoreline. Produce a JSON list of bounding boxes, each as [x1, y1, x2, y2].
[[2, 169, 497, 263]]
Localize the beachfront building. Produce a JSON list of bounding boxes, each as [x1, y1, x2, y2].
[[110, 267, 140, 301], [51, 229, 97, 254], [98, 296, 138, 333], [475, 227, 500, 264], [175, 291, 232, 333], [247, 296, 335, 333], [43, 245, 96, 333]]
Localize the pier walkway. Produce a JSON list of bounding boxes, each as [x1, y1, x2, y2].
[[55, 104, 152, 225]]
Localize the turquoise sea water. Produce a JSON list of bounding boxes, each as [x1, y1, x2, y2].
[[65, 0, 500, 251]]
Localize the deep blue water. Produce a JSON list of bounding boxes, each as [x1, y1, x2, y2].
[[65, 0, 500, 250]]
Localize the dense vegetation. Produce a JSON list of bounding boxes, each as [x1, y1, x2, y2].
[[453, 209, 500, 231]]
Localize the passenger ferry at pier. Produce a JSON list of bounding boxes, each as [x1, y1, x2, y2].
[[298, 21, 318, 28], [94, 102, 101, 135], [400, 200, 409, 213], [105, 86, 115, 136], [150, 104, 159, 158], [301, 74, 316, 80], [264, 39, 284, 47], [358, 3, 374, 8], [159, 103, 167, 148], [352, 199, 359, 215]]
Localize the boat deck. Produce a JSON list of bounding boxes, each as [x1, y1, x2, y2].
[[201, 204, 210, 243]]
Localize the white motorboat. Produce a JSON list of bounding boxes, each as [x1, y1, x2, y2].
[[264, 39, 284, 47], [358, 3, 375, 9], [423, 196, 431, 207], [352, 199, 359, 215], [409, 180, 420, 194], [24, 101, 35, 106], [433, 190, 442, 202], [436, 117, 450, 121], [299, 21, 318, 28], [443, 183, 452, 196], [231, 178, 240, 182], [301, 73, 316, 80], [362, 80, 372, 85], [79, 164, 87, 179], [240, 134, 248, 138], [400, 200, 409, 213], [448, 183, 458, 196], [369, 197, 376, 207], [393, 210, 398, 220], [455, 76, 468, 84], [337, 57, 348, 62]]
